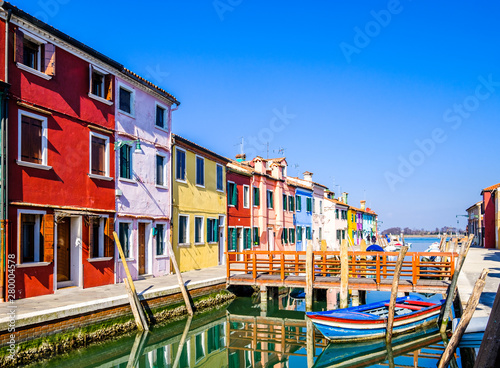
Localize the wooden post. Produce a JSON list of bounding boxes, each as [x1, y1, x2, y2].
[[340, 239, 349, 309], [474, 283, 500, 368], [439, 233, 447, 252], [439, 234, 474, 333], [386, 245, 409, 343], [113, 232, 149, 331], [166, 240, 194, 316], [260, 285, 268, 313], [386, 342, 395, 368], [126, 331, 149, 368], [352, 290, 359, 307], [305, 240, 314, 312], [306, 317, 314, 368], [173, 315, 193, 368], [438, 268, 489, 368]]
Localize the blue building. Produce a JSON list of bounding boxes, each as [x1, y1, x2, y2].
[[288, 178, 313, 251]]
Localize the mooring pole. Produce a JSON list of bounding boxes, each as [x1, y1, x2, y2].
[[166, 241, 194, 316], [306, 317, 314, 368], [340, 239, 349, 309], [439, 234, 474, 333], [386, 245, 409, 343], [438, 268, 489, 368], [305, 240, 314, 312], [173, 315, 193, 368], [474, 283, 500, 368]]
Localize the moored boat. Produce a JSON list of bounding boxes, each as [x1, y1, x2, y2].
[[306, 295, 444, 342]]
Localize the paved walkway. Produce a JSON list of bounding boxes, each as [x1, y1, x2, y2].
[[458, 246, 500, 317], [0, 265, 226, 331]]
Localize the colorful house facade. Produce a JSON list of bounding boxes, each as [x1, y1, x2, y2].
[[171, 135, 229, 272], [323, 192, 348, 251], [466, 201, 482, 246], [114, 71, 179, 282], [481, 183, 500, 249], [287, 176, 313, 251]]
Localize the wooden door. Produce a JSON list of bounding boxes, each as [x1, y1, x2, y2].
[[57, 218, 71, 282], [138, 223, 146, 275]]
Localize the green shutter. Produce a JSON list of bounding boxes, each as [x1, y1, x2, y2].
[[283, 194, 287, 211], [297, 195, 301, 211], [253, 227, 260, 245], [283, 228, 288, 244], [214, 219, 219, 242], [254, 188, 260, 206], [290, 196, 295, 212], [229, 228, 237, 251], [244, 229, 251, 249], [206, 219, 210, 243]]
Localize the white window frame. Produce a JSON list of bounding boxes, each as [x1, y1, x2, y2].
[[155, 152, 168, 189], [178, 214, 190, 246], [155, 222, 168, 257], [155, 102, 168, 131], [89, 131, 111, 180], [118, 142, 134, 181], [320, 200, 323, 214], [17, 110, 50, 170], [227, 181, 236, 207], [243, 185, 250, 209], [195, 155, 205, 188], [194, 216, 204, 245], [207, 217, 218, 244], [18, 209, 46, 265], [118, 220, 133, 260], [267, 190, 274, 209], [216, 164, 224, 192], [117, 82, 135, 118], [175, 147, 187, 183], [89, 216, 107, 259], [21, 32, 44, 72]]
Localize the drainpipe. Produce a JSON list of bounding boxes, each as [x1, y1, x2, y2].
[[168, 104, 178, 273], [250, 173, 254, 248]]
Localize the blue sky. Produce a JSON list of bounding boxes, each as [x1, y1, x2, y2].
[[18, 0, 500, 230]]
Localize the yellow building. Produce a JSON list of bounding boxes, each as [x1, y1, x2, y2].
[[172, 135, 229, 272], [347, 207, 358, 245]]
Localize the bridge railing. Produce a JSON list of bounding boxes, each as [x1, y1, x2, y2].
[[226, 251, 456, 284]]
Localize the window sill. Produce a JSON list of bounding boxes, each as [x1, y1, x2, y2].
[[16, 262, 51, 268], [175, 179, 187, 184], [16, 63, 52, 80], [118, 109, 135, 119], [16, 160, 52, 170], [87, 257, 113, 262], [155, 125, 169, 133], [155, 184, 168, 190], [194, 242, 204, 246], [216, 189, 225, 193], [208, 242, 218, 245], [88, 93, 113, 106], [124, 258, 135, 262], [119, 177, 137, 184], [88, 173, 113, 181], [156, 255, 170, 259], [195, 184, 205, 189], [178, 243, 190, 247]]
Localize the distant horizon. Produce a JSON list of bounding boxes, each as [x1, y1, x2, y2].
[[14, 0, 500, 230]]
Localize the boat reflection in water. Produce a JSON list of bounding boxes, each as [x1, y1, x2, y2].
[[37, 291, 466, 368]]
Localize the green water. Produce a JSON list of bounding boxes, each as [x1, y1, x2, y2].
[[25, 290, 470, 368]]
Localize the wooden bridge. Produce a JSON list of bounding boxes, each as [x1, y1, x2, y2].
[[226, 250, 456, 293]]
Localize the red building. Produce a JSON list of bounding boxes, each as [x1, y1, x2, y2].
[[227, 158, 252, 261], [481, 183, 499, 249], [1, 3, 119, 298]]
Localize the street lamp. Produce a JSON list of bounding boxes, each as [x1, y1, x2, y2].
[[456, 214, 468, 238], [114, 139, 142, 153]]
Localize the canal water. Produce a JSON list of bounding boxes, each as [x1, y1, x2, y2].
[[25, 237, 474, 368]]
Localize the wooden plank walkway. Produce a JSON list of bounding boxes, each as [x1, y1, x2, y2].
[[227, 251, 455, 293]]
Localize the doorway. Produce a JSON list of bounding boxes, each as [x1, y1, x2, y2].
[[57, 218, 71, 282], [218, 215, 225, 265], [138, 223, 146, 275], [237, 228, 243, 261]]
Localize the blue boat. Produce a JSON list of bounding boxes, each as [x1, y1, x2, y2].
[[306, 295, 444, 342]]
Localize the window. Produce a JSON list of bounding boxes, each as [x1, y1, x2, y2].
[[228, 227, 237, 251], [243, 185, 249, 208], [282, 228, 288, 244], [289, 196, 295, 212], [90, 132, 109, 177], [244, 228, 251, 249], [89, 66, 112, 102], [297, 227, 303, 242], [207, 218, 219, 243], [89, 217, 105, 258], [228, 182, 237, 206], [119, 222, 131, 258], [319, 227, 323, 241], [296, 195, 302, 211], [267, 190, 274, 209], [313, 198, 316, 214], [306, 198, 312, 213], [306, 226, 312, 240], [156, 224, 165, 255], [19, 111, 47, 166], [320, 201, 323, 214], [176, 148, 186, 181], [253, 227, 260, 246], [119, 144, 132, 179], [20, 213, 43, 263], [178, 215, 189, 245], [195, 333, 205, 362], [23, 38, 40, 70], [289, 228, 295, 244], [156, 104, 166, 129], [195, 217, 204, 244], [91, 70, 104, 97], [342, 230, 346, 240], [253, 187, 260, 206], [216, 164, 224, 191], [336, 209, 339, 219], [119, 86, 134, 115], [16, 31, 55, 77], [196, 156, 205, 186], [283, 194, 287, 211], [156, 155, 166, 186]]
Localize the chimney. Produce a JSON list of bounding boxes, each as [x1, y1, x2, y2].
[[360, 200, 366, 210], [235, 153, 246, 162], [342, 192, 348, 204], [303, 171, 313, 182]]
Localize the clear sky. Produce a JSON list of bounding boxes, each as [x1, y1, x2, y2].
[[17, 0, 500, 231]]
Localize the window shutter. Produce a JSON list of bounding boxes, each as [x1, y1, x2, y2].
[[43, 214, 54, 263], [231, 229, 237, 250], [214, 219, 219, 242], [255, 188, 260, 206], [105, 217, 115, 257], [206, 218, 210, 243], [283, 194, 287, 211], [14, 29, 23, 63], [44, 43, 56, 76], [105, 74, 113, 101]]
